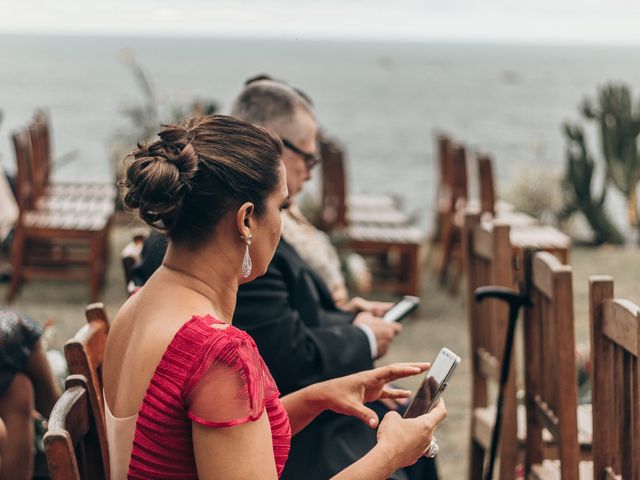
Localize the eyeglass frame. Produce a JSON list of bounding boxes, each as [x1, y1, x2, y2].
[[281, 138, 321, 171]]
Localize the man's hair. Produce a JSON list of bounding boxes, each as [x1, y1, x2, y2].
[[230, 79, 315, 143]]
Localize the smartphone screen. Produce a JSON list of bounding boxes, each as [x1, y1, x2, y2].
[[383, 295, 420, 323], [403, 348, 460, 418]]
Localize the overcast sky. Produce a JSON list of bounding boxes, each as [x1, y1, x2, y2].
[[3, 0, 640, 45]]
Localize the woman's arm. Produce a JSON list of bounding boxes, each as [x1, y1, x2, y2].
[[192, 412, 279, 480], [279, 385, 325, 435]]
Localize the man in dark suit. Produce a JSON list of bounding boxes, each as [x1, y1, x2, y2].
[[230, 78, 437, 480]]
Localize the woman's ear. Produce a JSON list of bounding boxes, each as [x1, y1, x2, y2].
[[236, 202, 255, 241]]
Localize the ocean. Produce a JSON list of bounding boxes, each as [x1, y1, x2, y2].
[[2, 34, 639, 228]]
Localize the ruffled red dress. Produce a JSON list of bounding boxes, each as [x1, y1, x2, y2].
[[127, 314, 291, 479]]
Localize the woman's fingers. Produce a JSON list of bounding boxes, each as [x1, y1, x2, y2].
[[424, 399, 447, 424], [380, 386, 412, 399], [349, 402, 380, 428], [375, 362, 430, 382]]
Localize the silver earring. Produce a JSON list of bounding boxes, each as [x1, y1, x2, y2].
[[241, 233, 253, 278]]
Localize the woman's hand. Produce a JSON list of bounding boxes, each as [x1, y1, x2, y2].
[[311, 363, 430, 428], [329, 399, 447, 480], [345, 297, 394, 317], [376, 400, 447, 471]]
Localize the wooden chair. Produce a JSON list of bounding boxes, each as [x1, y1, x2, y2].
[[463, 211, 519, 480], [437, 143, 469, 291], [522, 250, 581, 478], [317, 135, 408, 230], [477, 153, 497, 217], [426, 134, 453, 264], [63, 303, 110, 479], [318, 137, 349, 231], [347, 223, 424, 295], [7, 129, 112, 302], [44, 374, 107, 480], [588, 276, 640, 479], [474, 155, 571, 283], [476, 153, 536, 228], [29, 111, 117, 204], [318, 135, 424, 295]]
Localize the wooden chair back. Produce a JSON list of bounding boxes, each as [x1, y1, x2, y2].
[[451, 144, 469, 208], [44, 375, 106, 480], [437, 134, 454, 196], [462, 211, 518, 479], [477, 154, 496, 216], [432, 134, 453, 243], [28, 112, 51, 201], [589, 276, 640, 479], [522, 250, 580, 478], [63, 303, 110, 478], [318, 135, 348, 231], [12, 129, 36, 211]]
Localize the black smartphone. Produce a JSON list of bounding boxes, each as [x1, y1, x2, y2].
[[383, 295, 420, 323], [403, 348, 460, 418]]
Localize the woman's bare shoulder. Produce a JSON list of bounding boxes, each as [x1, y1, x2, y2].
[[104, 283, 208, 416]]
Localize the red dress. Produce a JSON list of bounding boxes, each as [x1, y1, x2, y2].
[[127, 314, 291, 479]]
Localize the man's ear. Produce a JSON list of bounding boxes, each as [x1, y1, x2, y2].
[[236, 202, 255, 241]]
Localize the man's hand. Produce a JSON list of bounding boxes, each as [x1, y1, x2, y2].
[[346, 297, 394, 317], [353, 312, 401, 358]]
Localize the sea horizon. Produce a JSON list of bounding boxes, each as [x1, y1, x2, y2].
[[1, 33, 638, 230]]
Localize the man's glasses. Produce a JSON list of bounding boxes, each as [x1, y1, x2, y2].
[[282, 138, 321, 171]]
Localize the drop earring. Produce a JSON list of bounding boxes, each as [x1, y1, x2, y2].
[[241, 233, 253, 278]]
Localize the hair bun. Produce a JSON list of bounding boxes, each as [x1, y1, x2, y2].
[[123, 124, 199, 231], [121, 115, 282, 248]]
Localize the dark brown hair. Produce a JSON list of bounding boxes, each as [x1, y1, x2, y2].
[[123, 115, 282, 246]]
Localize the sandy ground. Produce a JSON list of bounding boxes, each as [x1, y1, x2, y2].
[[2, 221, 639, 478]]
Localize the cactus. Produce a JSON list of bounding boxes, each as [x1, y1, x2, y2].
[[560, 83, 640, 244], [560, 123, 625, 244], [582, 83, 640, 228]]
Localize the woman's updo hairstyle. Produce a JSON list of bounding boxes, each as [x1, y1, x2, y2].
[[123, 115, 282, 246]]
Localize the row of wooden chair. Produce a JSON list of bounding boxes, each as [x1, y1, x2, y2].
[[7, 111, 116, 302], [464, 210, 638, 479]]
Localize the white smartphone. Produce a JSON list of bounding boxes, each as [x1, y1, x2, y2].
[[403, 348, 460, 418], [383, 295, 420, 323]]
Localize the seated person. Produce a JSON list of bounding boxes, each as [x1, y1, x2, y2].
[[103, 115, 446, 479], [0, 311, 61, 480], [230, 78, 437, 480]]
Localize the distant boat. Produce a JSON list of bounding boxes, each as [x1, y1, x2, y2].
[[501, 69, 520, 84]]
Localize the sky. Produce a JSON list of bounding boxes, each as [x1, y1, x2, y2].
[[2, 0, 640, 45]]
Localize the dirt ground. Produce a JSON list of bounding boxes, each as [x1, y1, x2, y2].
[[2, 222, 639, 479]]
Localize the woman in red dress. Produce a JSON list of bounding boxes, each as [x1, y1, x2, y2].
[[103, 115, 446, 479]]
